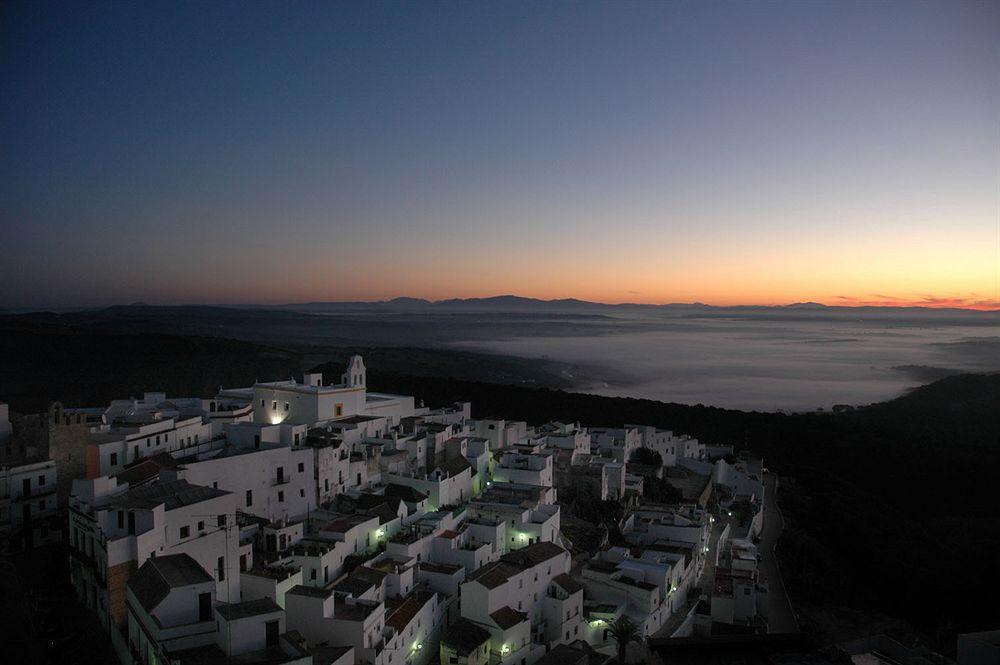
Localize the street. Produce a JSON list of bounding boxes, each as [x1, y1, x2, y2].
[[759, 472, 799, 633]]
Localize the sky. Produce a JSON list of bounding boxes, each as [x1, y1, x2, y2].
[[1, 1, 998, 309]]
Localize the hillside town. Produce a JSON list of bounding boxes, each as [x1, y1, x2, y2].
[[2, 357, 995, 665]]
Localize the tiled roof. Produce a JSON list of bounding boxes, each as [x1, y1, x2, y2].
[[115, 453, 181, 486], [552, 573, 585, 595], [441, 618, 491, 656], [385, 592, 431, 632], [107, 479, 229, 511], [499, 541, 566, 568], [490, 606, 528, 629], [384, 484, 428, 503], [467, 561, 522, 589], [438, 455, 473, 477], [129, 553, 212, 613]]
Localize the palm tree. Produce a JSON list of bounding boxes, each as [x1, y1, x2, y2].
[[603, 616, 643, 664]]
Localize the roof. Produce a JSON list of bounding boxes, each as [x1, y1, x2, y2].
[[332, 598, 381, 621], [332, 566, 386, 596], [309, 646, 354, 665], [129, 553, 213, 613], [287, 585, 332, 599], [441, 618, 491, 656], [322, 513, 376, 532], [106, 479, 229, 511], [115, 453, 181, 486], [534, 643, 602, 665], [419, 561, 462, 575], [552, 573, 585, 595], [384, 483, 428, 503], [490, 606, 528, 629], [385, 592, 430, 632], [332, 415, 383, 425], [438, 455, 473, 477], [500, 541, 567, 568], [215, 598, 282, 621], [619, 576, 658, 591], [371, 503, 401, 526], [467, 561, 523, 589]]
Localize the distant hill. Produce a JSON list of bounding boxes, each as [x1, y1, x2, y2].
[[266, 295, 1000, 318]]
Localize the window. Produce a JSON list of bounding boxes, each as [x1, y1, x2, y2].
[[324, 479, 330, 491], [110, 452, 118, 466], [155, 435, 160, 445], [199, 592, 212, 622], [335, 403, 343, 417], [278, 491, 284, 503], [261, 399, 265, 407], [245, 490, 253, 507], [276, 467, 284, 483], [218, 514, 227, 527], [180, 526, 190, 539], [297, 462, 304, 473], [310, 569, 317, 580], [272, 401, 277, 411], [197, 521, 205, 531], [284, 402, 289, 412], [299, 489, 305, 498], [217, 556, 225, 582], [38, 474, 45, 486], [128, 512, 135, 535], [117, 511, 124, 529]]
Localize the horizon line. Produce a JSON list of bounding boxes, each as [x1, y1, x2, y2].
[[5, 294, 999, 314]]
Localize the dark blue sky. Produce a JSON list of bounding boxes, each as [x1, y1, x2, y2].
[[2, 1, 997, 308]]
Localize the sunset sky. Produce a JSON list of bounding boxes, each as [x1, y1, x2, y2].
[[1, 1, 998, 309]]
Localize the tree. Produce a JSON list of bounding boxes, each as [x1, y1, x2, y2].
[[603, 616, 643, 664], [630, 447, 662, 467]]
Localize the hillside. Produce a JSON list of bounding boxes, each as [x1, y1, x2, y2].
[[2, 324, 998, 648], [841, 372, 1000, 448], [359, 370, 1000, 646]]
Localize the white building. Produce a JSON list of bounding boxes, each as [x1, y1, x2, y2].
[[250, 357, 419, 427], [492, 449, 553, 490], [69, 476, 241, 632], [0, 457, 59, 546], [589, 427, 641, 464], [165, 440, 317, 524], [460, 541, 578, 664]]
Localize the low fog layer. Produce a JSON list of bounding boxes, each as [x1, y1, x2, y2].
[[453, 316, 1000, 411]]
